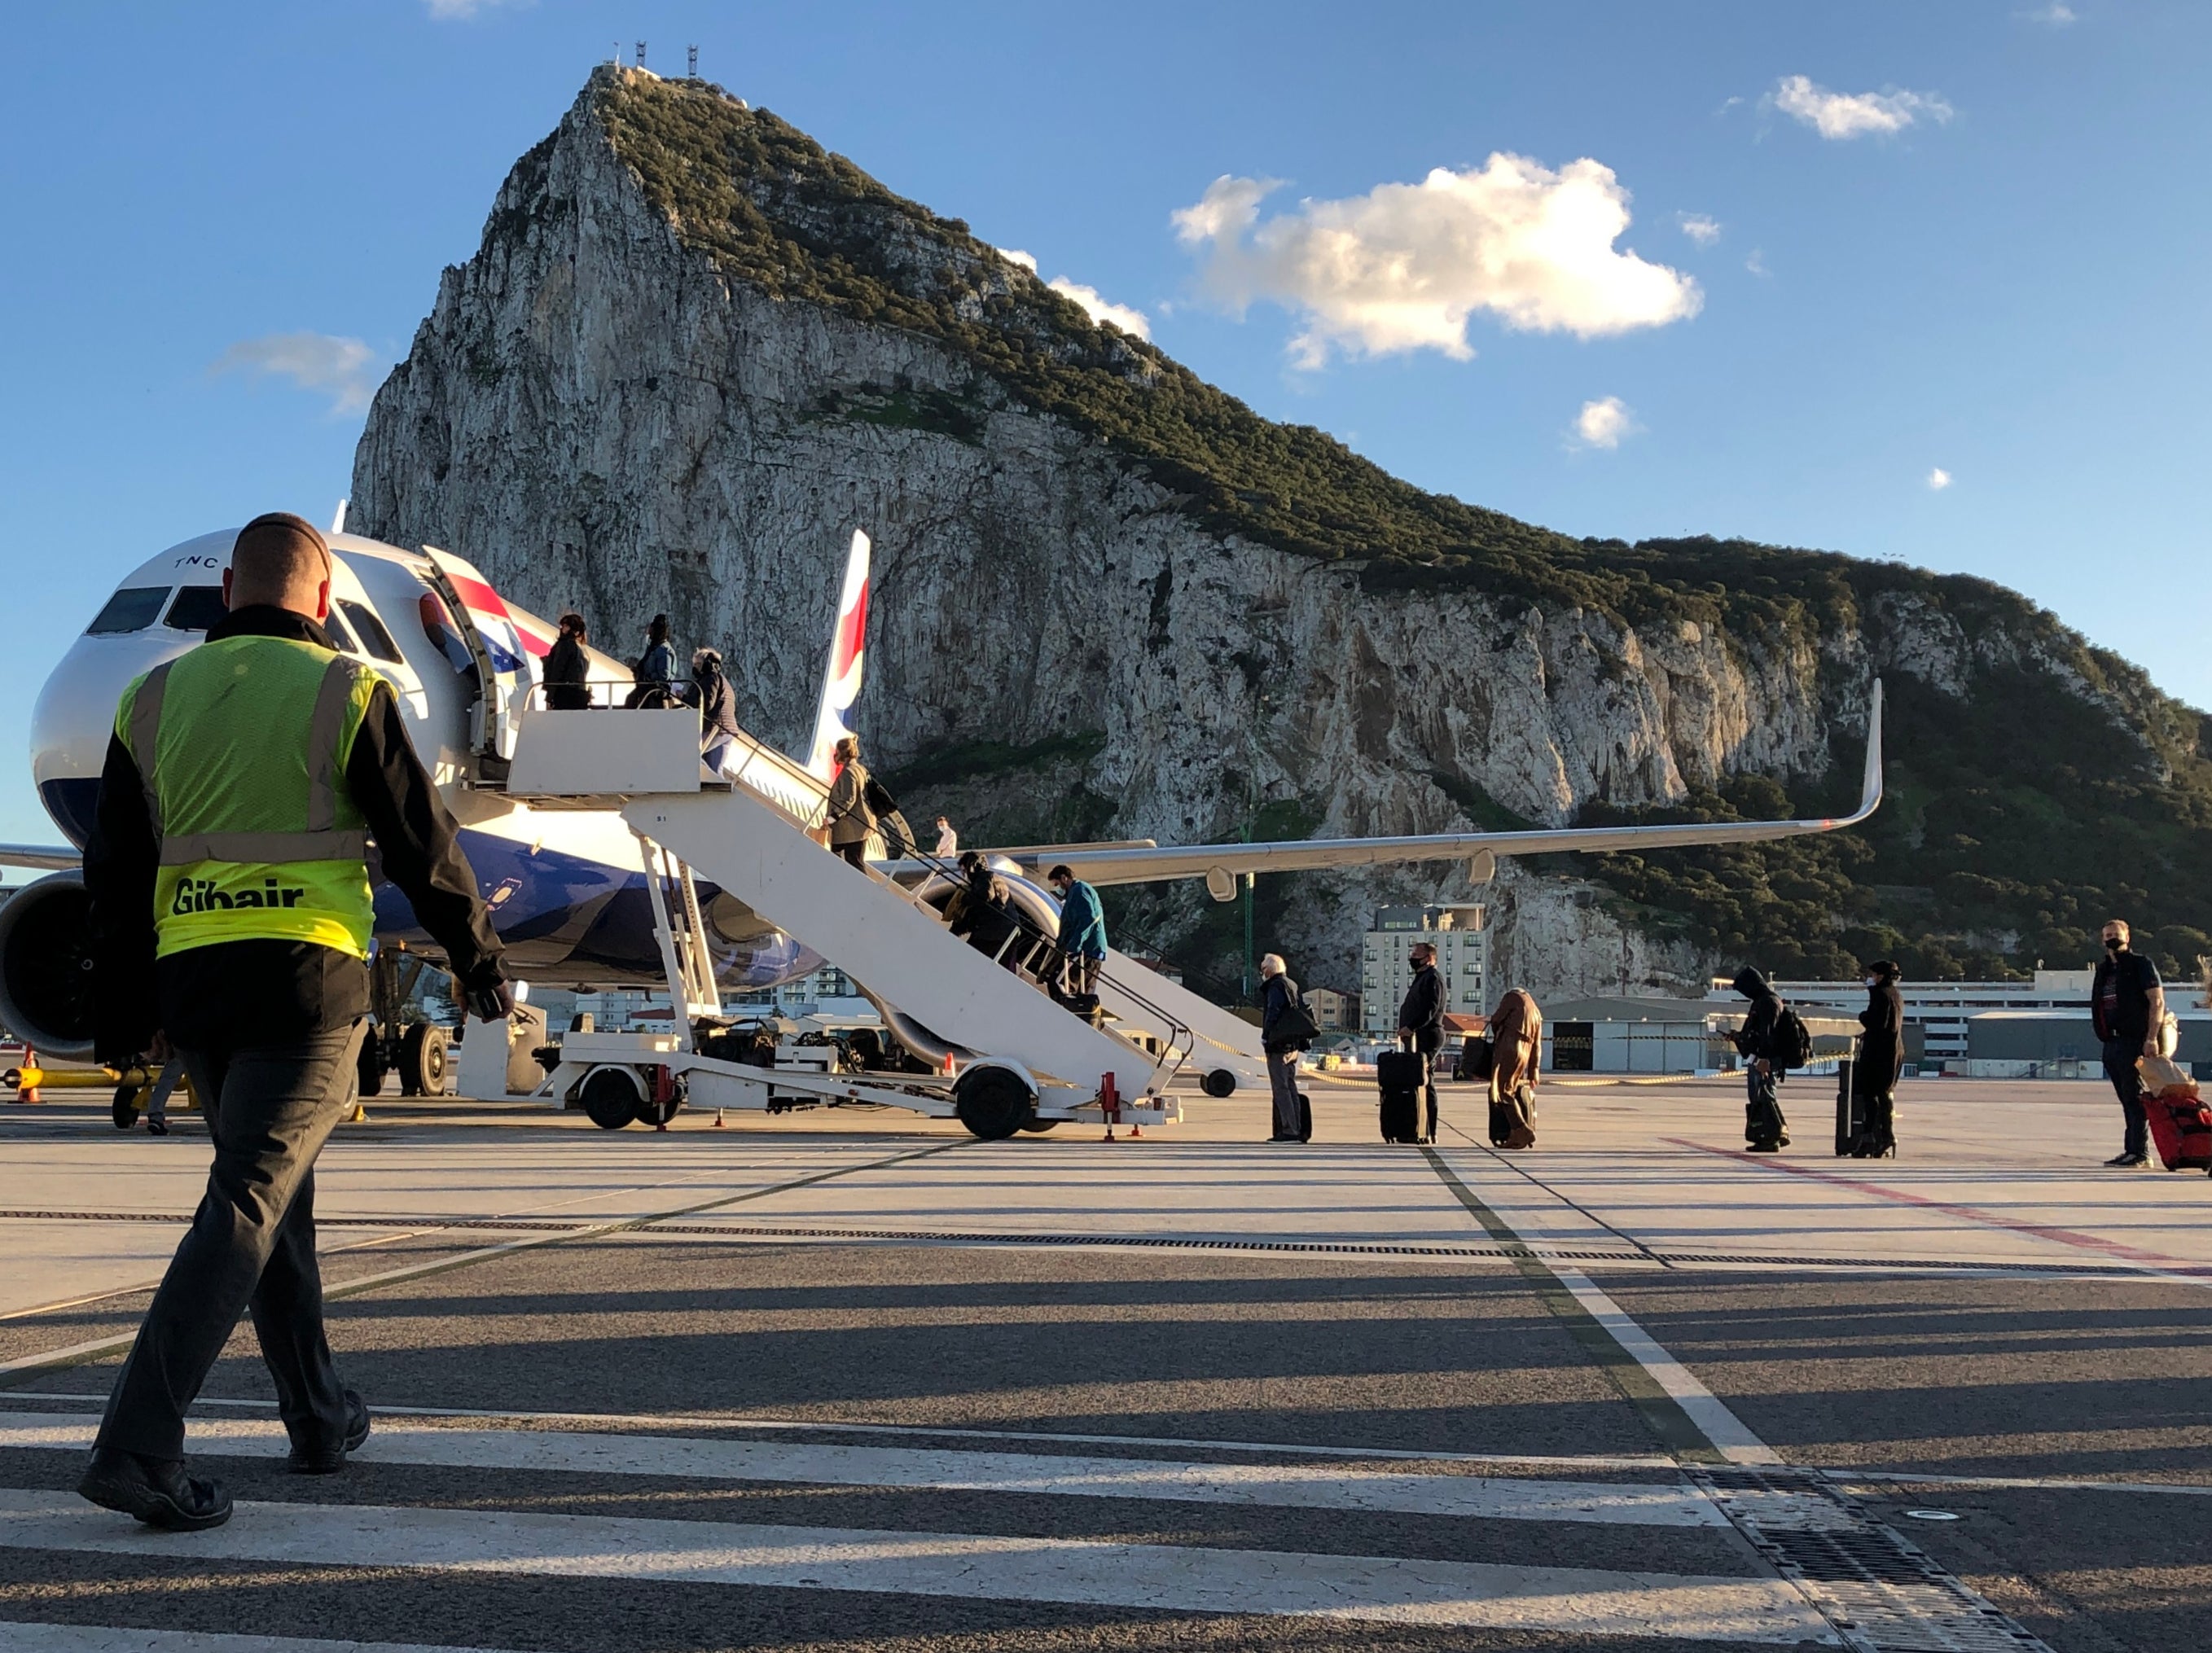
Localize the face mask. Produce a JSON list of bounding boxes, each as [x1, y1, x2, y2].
[[1864, 977, 1877, 988], [2105, 937, 2124, 953]]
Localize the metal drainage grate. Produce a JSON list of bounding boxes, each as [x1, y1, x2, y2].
[[1691, 1467, 2055, 1653], [2, 1209, 2194, 1279]]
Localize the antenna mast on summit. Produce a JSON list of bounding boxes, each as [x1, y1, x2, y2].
[[635, 40, 647, 68], [687, 45, 698, 79]]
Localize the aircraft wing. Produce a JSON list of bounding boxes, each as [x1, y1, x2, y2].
[[1007, 680, 1884, 892], [0, 844, 83, 871]]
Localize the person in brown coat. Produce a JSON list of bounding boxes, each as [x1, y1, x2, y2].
[[1487, 988, 1542, 1149]]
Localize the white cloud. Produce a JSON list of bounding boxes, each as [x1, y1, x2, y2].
[[996, 246, 1149, 338], [2019, 2, 2076, 22], [1047, 278, 1151, 340], [1745, 248, 1771, 278], [1769, 74, 1954, 140], [1573, 396, 1636, 450], [424, 0, 530, 19], [212, 332, 383, 414], [1679, 213, 1722, 247], [1174, 159, 1700, 369], [1927, 467, 1952, 490]]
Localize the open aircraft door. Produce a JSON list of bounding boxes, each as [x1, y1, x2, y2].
[[418, 547, 537, 783]]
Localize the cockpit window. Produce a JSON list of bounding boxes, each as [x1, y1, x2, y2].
[[319, 606, 360, 654], [340, 599, 404, 664], [164, 586, 229, 633], [86, 587, 171, 635]]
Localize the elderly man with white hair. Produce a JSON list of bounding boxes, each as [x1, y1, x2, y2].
[[1258, 953, 1314, 1142]]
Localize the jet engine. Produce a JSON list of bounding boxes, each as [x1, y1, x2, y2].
[[0, 870, 99, 1061]]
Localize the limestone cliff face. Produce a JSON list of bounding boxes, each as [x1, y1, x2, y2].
[[351, 69, 2179, 998]]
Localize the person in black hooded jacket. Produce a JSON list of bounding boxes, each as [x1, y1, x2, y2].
[[1853, 960, 1903, 1157], [1729, 966, 1790, 1152]]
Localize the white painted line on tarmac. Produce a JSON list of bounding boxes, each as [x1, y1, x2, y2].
[[1, 1392, 1679, 1471], [0, 1491, 1834, 1642], [0, 1625, 516, 1653], [0, 1413, 1721, 1528], [1547, 1266, 1784, 1468], [1425, 1146, 1784, 1467]]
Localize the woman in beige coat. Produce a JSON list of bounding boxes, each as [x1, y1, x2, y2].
[[823, 736, 876, 868], [1487, 988, 1542, 1150]]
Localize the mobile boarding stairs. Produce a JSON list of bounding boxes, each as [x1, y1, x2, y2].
[[485, 699, 1207, 1139]]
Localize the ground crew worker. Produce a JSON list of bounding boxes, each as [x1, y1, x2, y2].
[[77, 513, 510, 1531]]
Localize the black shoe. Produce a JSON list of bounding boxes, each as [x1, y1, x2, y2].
[[1746, 1140, 1782, 1154], [288, 1389, 371, 1475], [77, 1448, 232, 1531], [2104, 1152, 2149, 1168]]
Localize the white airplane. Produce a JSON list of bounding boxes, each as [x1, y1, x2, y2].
[[0, 520, 1884, 1090]]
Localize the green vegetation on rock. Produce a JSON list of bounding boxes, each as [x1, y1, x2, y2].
[[591, 69, 2212, 988]]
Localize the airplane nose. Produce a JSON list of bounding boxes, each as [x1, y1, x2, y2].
[[30, 630, 195, 847]]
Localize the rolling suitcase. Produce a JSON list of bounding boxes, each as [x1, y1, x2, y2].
[[1489, 1083, 1536, 1150], [1376, 1050, 1424, 1144], [1833, 1057, 1866, 1156], [2146, 1091, 2212, 1171], [1297, 1091, 1313, 1144]]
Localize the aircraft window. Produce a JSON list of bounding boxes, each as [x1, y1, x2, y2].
[[164, 586, 229, 633], [86, 587, 171, 635], [340, 600, 404, 664], [319, 607, 360, 654]]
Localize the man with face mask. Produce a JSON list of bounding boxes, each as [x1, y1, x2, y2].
[[1853, 961, 1903, 1158], [2091, 919, 2165, 1168]]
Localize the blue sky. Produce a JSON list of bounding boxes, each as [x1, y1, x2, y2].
[[3, 2, 2207, 853]]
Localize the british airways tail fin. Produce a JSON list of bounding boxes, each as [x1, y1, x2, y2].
[[805, 529, 871, 780]]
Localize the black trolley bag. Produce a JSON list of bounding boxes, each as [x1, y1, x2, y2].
[[1376, 1048, 1425, 1144], [1833, 1054, 1867, 1156]]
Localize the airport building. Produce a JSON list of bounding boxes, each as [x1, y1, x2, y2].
[[1360, 906, 1490, 1034], [1306, 986, 1358, 1035], [1701, 968, 2113, 1070]]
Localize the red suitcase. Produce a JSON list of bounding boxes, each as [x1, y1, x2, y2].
[[2147, 1090, 2212, 1171]]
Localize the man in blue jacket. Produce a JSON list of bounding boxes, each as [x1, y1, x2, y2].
[[1048, 865, 1108, 997]]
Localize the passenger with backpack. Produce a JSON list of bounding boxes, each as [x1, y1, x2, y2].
[[690, 647, 741, 776], [1729, 966, 1802, 1152], [946, 852, 1021, 971], [1258, 954, 1316, 1142]]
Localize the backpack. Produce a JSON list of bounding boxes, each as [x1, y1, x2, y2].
[[1770, 1002, 1814, 1070], [860, 777, 912, 857], [1271, 987, 1319, 1049]]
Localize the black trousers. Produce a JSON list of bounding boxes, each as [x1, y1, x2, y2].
[[1745, 1066, 1788, 1146], [2103, 1037, 2148, 1159], [1266, 1050, 1302, 1138], [94, 1022, 366, 1462]]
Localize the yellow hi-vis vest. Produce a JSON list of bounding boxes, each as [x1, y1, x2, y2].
[[116, 634, 387, 960]]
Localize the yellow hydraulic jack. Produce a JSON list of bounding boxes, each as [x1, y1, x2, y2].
[[1, 1063, 199, 1135]]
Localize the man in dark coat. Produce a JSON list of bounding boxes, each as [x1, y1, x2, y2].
[[1259, 953, 1310, 1142], [1396, 940, 1445, 1143], [2091, 918, 2165, 1168], [1730, 966, 1790, 1152], [542, 612, 591, 710], [1853, 959, 1904, 1157]]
